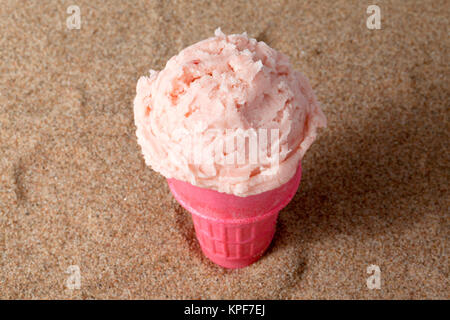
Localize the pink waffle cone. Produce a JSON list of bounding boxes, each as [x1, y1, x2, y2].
[[167, 163, 302, 269]]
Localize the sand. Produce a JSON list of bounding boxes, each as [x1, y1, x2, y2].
[[0, 0, 448, 299]]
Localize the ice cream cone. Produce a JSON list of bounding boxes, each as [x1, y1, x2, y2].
[[167, 163, 302, 269]]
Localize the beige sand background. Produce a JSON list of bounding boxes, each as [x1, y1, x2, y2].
[[0, 0, 448, 299]]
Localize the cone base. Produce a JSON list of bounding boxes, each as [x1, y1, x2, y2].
[[199, 243, 272, 269], [189, 211, 278, 269]]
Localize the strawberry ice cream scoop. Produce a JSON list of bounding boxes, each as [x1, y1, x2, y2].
[[134, 28, 326, 196]]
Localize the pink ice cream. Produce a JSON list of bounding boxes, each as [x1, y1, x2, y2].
[[134, 28, 326, 196]]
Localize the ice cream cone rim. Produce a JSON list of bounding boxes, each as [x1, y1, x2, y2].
[[168, 180, 297, 225]]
